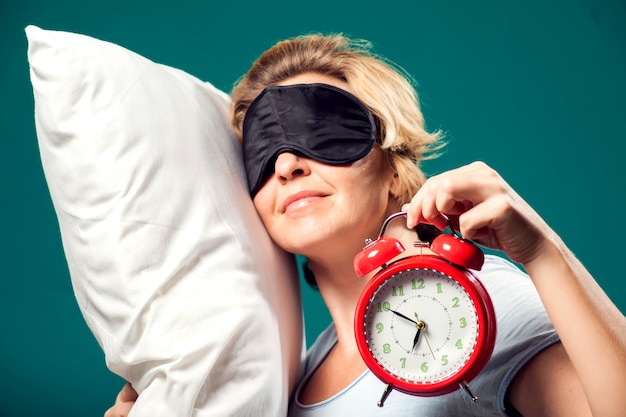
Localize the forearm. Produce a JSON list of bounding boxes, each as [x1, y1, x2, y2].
[[523, 234, 626, 416]]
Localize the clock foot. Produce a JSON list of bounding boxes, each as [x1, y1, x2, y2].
[[377, 384, 393, 407], [460, 381, 478, 402]]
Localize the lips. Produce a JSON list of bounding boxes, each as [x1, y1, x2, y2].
[[281, 190, 327, 213]]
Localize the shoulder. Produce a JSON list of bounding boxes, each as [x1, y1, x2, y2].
[[469, 254, 560, 415], [476, 255, 559, 340], [477, 254, 549, 319]]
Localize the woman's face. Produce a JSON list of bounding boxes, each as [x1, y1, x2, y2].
[[251, 73, 400, 262]]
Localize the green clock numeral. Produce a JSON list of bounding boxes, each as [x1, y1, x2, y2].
[[392, 285, 405, 296], [412, 278, 425, 290], [376, 323, 384, 333], [452, 297, 460, 308], [436, 283, 443, 293], [459, 317, 467, 328], [421, 362, 429, 373], [455, 339, 463, 349], [377, 302, 391, 312], [383, 343, 391, 354], [441, 355, 449, 366], [400, 357, 406, 368]]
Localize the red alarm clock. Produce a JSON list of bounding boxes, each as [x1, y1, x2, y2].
[[353, 212, 496, 407]]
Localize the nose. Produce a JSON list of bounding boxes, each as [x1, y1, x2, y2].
[[274, 152, 311, 184]]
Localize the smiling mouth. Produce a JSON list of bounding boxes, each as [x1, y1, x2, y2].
[[282, 191, 327, 213], [286, 196, 323, 212]]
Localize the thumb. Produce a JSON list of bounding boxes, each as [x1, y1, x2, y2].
[[118, 382, 138, 403]]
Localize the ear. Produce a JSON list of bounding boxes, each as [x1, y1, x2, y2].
[[381, 148, 401, 200], [389, 170, 401, 199]]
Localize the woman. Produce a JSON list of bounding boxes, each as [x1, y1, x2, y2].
[[107, 34, 626, 416]]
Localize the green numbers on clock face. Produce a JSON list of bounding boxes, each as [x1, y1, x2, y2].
[[364, 268, 479, 383]]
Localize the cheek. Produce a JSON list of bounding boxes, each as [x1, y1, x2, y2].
[[350, 157, 395, 198], [252, 188, 274, 225]]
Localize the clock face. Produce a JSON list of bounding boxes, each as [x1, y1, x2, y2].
[[360, 266, 482, 391]]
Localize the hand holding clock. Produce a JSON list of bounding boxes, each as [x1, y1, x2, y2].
[[403, 161, 626, 416], [404, 161, 549, 266]]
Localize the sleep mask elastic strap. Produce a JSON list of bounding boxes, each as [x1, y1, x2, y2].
[[242, 83, 377, 197]]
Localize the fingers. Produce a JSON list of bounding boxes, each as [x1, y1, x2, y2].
[[406, 162, 504, 234], [104, 402, 135, 417], [404, 161, 548, 261], [118, 382, 138, 403], [453, 194, 509, 241], [104, 383, 137, 417]]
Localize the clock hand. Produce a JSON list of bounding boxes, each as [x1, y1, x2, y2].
[[415, 313, 437, 360], [411, 327, 422, 352], [391, 310, 425, 353], [411, 313, 428, 352], [390, 309, 417, 324], [423, 332, 436, 360]]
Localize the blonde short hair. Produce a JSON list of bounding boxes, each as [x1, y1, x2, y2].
[[230, 33, 443, 203]]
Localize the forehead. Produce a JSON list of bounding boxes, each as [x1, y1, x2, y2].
[[276, 72, 354, 95]]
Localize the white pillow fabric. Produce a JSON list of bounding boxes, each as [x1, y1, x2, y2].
[[26, 25, 303, 417]]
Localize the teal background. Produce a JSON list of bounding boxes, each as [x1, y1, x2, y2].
[[1, 0, 625, 415]]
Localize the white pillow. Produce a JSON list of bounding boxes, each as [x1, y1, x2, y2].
[[26, 25, 303, 417]]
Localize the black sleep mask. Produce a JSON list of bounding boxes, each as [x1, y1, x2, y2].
[[242, 83, 377, 197]]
